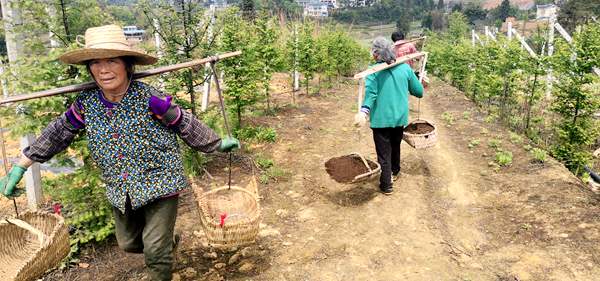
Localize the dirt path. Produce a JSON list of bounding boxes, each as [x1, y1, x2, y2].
[[216, 77, 600, 281], [15, 76, 600, 281]]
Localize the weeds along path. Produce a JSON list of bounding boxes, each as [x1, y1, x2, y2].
[[245, 77, 600, 281]]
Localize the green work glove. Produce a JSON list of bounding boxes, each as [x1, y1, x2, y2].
[[0, 165, 27, 198], [217, 137, 241, 153]]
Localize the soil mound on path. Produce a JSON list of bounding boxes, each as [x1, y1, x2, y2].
[[405, 122, 435, 134], [325, 155, 378, 183]]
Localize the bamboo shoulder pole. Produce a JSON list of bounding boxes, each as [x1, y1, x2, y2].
[[0, 51, 242, 105], [392, 36, 427, 47], [353, 52, 426, 80]]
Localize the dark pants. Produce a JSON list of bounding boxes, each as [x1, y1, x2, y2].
[[372, 126, 404, 190], [113, 196, 178, 281]]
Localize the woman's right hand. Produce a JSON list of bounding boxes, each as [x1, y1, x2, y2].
[[0, 165, 27, 198], [353, 112, 368, 127]]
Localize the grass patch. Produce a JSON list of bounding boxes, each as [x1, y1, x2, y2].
[[441, 111, 454, 125], [236, 126, 277, 143], [495, 151, 513, 166], [531, 148, 547, 163], [488, 138, 502, 151], [468, 138, 480, 149], [509, 132, 523, 144]]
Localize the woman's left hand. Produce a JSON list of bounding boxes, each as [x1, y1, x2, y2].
[[149, 95, 181, 126]]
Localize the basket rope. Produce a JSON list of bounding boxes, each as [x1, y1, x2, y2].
[[208, 61, 234, 190], [0, 117, 19, 216]]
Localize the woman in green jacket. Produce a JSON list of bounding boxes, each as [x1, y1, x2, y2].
[[354, 37, 424, 194]]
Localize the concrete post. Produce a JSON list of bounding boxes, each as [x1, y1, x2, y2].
[[20, 134, 43, 210]]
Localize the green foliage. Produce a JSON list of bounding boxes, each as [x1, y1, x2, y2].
[[496, 0, 512, 22], [255, 156, 274, 170], [462, 111, 471, 120], [447, 12, 468, 43], [236, 126, 277, 143], [488, 139, 502, 151], [297, 21, 318, 94], [549, 23, 600, 176], [495, 150, 513, 166], [219, 8, 262, 129], [558, 0, 600, 33], [468, 138, 480, 149], [314, 25, 370, 87], [441, 111, 454, 124], [43, 166, 114, 254], [255, 15, 282, 110], [509, 132, 523, 144], [259, 166, 290, 184], [531, 148, 547, 163], [139, 0, 214, 115]]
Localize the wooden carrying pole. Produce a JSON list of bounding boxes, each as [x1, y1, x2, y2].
[[392, 36, 426, 47], [353, 52, 427, 80], [0, 51, 242, 105]]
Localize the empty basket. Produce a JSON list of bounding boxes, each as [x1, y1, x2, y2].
[[403, 119, 437, 149], [197, 177, 260, 248], [0, 211, 70, 281]]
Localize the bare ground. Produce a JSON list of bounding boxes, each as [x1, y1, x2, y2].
[[3, 75, 600, 281]]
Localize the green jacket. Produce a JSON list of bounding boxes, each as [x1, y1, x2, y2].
[[362, 63, 424, 128]]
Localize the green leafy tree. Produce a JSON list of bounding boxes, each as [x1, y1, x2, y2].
[[254, 15, 281, 111], [447, 11, 468, 43], [558, 0, 600, 33], [395, 8, 411, 36], [219, 8, 261, 130], [297, 20, 317, 95], [139, 0, 214, 116], [550, 23, 600, 175], [497, 0, 511, 22]]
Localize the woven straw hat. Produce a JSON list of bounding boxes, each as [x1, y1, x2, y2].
[[59, 25, 157, 65]]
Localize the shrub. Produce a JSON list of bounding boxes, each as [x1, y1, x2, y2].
[[468, 138, 480, 149], [509, 132, 523, 144], [531, 148, 547, 163], [495, 151, 513, 166], [488, 139, 502, 150], [236, 126, 277, 143], [441, 112, 454, 125]]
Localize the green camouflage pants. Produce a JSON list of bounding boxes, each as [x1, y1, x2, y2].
[[113, 196, 178, 281]]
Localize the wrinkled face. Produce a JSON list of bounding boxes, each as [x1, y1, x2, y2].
[[88, 57, 129, 94]]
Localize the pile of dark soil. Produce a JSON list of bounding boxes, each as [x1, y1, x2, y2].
[[325, 155, 378, 183], [405, 122, 435, 135]]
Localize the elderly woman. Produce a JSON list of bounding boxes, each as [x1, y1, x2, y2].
[[0, 25, 239, 280], [354, 37, 424, 195]]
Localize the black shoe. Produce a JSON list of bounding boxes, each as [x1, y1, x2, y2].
[[380, 187, 393, 195], [172, 234, 181, 270]]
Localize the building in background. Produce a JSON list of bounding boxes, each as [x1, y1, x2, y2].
[[304, 1, 329, 17], [536, 4, 558, 20], [123, 26, 145, 42]]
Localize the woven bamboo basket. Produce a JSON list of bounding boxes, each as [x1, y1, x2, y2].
[[403, 119, 438, 149], [0, 211, 70, 281], [197, 176, 260, 248], [349, 153, 381, 183]]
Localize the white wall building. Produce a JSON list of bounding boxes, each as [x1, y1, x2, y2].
[[304, 2, 329, 17], [536, 4, 558, 20]]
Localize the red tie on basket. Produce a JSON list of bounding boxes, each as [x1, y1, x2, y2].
[[220, 213, 227, 227]]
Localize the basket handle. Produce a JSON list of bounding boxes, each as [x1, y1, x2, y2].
[[352, 152, 373, 173], [3, 218, 48, 248]]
